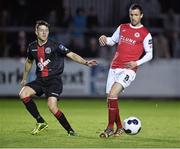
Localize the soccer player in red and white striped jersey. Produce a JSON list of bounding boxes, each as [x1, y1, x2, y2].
[[99, 3, 153, 138]]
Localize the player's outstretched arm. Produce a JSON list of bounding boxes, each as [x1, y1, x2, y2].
[[20, 58, 34, 86], [66, 52, 97, 67], [99, 27, 120, 47]]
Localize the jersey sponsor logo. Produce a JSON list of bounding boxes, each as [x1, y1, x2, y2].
[[134, 32, 140, 38], [32, 49, 37, 51], [120, 35, 136, 45], [37, 58, 51, 71], [45, 47, 51, 54]]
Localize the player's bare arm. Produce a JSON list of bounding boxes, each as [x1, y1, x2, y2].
[[66, 52, 97, 67], [21, 58, 34, 86]]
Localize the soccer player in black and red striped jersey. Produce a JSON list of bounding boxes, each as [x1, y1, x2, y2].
[[19, 20, 97, 135]]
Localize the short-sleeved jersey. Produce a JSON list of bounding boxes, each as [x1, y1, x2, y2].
[[27, 39, 70, 78], [111, 23, 152, 71]]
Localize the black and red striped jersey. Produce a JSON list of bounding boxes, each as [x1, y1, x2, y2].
[[27, 39, 70, 78]]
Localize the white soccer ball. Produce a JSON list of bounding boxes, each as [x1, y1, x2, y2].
[[123, 116, 141, 135]]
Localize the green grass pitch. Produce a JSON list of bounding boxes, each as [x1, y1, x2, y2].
[[0, 98, 180, 148]]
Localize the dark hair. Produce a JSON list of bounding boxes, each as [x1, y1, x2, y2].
[[35, 20, 50, 29], [129, 3, 143, 14]]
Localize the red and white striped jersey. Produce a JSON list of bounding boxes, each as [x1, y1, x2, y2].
[[106, 23, 153, 71]]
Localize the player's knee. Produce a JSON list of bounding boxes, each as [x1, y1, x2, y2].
[[48, 105, 58, 114], [19, 91, 24, 99], [19, 88, 30, 99], [19, 92, 27, 99], [108, 89, 119, 98], [108, 93, 118, 99], [47, 101, 58, 114]]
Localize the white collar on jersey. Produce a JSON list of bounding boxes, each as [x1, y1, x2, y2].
[[129, 23, 143, 29]]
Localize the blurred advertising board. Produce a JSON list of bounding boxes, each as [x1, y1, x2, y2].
[[0, 58, 180, 97]]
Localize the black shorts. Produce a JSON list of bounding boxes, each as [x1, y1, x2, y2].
[[26, 76, 63, 98]]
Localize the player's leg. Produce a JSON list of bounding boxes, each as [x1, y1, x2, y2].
[[113, 69, 136, 137], [46, 76, 77, 136], [47, 97, 76, 136], [108, 83, 124, 137], [100, 82, 123, 138], [100, 69, 116, 138], [19, 86, 46, 124], [19, 81, 47, 135]]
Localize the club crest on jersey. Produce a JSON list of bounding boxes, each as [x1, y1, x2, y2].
[[134, 32, 140, 38], [45, 47, 51, 54]]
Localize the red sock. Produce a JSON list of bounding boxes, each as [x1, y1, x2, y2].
[[54, 110, 74, 133], [22, 96, 31, 104], [107, 98, 118, 129], [54, 110, 62, 119], [22, 96, 45, 123], [115, 108, 123, 129]]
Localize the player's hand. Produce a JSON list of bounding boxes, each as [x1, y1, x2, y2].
[[99, 35, 107, 46], [20, 79, 27, 87], [124, 61, 137, 69], [86, 60, 98, 67]]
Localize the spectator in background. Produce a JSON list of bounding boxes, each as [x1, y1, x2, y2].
[[0, 9, 12, 26], [153, 32, 171, 59], [47, 9, 58, 28], [86, 7, 99, 38], [71, 7, 87, 37], [172, 31, 180, 58], [0, 9, 12, 57], [164, 9, 179, 32], [85, 7, 99, 58], [164, 9, 179, 56], [139, 0, 162, 27], [61, 7, 72, 28], [55, 7, 72, 47], [0, 9, 11, 57], [139, 0, 162, 18], [70, 8, 87, 50], [10, 30, 27, 57], [0, 32, 10, 57], [12, 0, 28, 26]]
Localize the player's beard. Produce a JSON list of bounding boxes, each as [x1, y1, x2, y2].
[[131, 20, 141, 27], [131, 20, 137, 26]]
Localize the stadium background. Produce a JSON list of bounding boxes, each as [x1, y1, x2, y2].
[[0, 0, 180, 148], [0, 0, 180, 98]]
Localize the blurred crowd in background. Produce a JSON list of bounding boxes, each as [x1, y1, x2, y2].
[[0, 0, 180, 59]]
